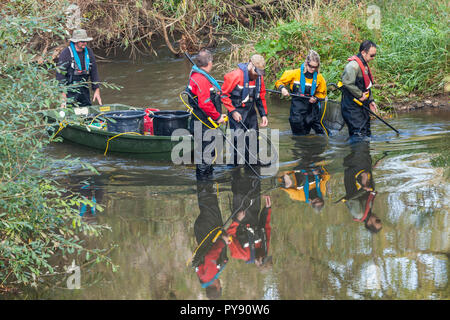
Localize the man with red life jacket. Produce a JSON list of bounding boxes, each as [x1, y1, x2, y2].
[[193, 180, 230, 299], [341, 40, 379, 140], [186, 49, 227, 178], [226, 169, 272, 267], [56, 29, 102, 107], [221, 54, 269, 165], [275, 50, 328, 135], [338, 141, 382, 233]]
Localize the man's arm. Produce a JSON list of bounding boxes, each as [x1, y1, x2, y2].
[[256, 77, 268, 117], [220, 71, 240, 113], [341, 61, 363, 99], [88, 48, 100, 91], [191, 75, 221, 121], [55, 48, 70, 85]]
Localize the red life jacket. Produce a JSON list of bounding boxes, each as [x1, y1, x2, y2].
[[353, 191, 377, 222], [347, 55, 374, 90]]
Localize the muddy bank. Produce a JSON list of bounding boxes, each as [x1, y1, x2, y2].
[[392, 94, 449, 113]]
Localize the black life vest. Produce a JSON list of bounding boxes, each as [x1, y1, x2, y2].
[[229, 63, 262, 108]]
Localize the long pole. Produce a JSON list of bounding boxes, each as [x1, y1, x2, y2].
[[329, 83, 400, 135], [266, 88, 325, 102]]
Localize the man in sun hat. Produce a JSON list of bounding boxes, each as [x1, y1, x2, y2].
[[221, 54, 269, 166], [56, 29, 102, 107]]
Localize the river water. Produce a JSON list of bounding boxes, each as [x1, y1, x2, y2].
[[25, 50, 450, 299]]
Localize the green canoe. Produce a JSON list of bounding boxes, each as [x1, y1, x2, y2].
[[44, 104, 193, 159]]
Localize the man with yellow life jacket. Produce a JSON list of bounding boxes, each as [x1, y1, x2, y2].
[[186, 49, 227, 179], [275, 50, 327, 135], [56, 29, 102, 107], [221, 54, 269, 165], [341, 40, 379, 140], [278, 167, 330, 211]]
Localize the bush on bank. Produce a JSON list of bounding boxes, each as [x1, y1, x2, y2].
[[0, 0, 113, 293]]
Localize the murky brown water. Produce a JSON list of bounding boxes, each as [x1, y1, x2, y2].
[[15, 49, 450, 299]]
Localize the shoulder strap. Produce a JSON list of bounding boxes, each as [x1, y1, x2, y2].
[[353, 191, 376, 222], [300, 63, 318, 95], [190, 65, 222, 92], [69, 42, 90, 72], [347, 55, 373, 89]]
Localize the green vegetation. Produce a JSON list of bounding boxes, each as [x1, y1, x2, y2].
[[0, 0, 114, 293], [227, 0, 449, 106]]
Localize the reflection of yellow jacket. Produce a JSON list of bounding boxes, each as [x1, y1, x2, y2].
[[280, 169, 330, 202], [275, 69, 327, 99]]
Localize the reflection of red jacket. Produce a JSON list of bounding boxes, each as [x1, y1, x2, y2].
[[189, 72, 221, 121], [196, 239, 226, 283], [226, 208, 271, 261], [221, 68, 268, 116]]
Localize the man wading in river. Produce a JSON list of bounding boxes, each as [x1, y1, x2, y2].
[[221, 54, 269, 166], [186, 49, 227, 179], [338, 141, 382, 233], [56, 29, 102, 107], [341, 40, 379, 141], [193, 180, 230, 299], [275, 50, 328, 136]]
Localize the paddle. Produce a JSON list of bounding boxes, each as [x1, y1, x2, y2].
[[329, 82, 400, 135], [266, 88, 325, 102]]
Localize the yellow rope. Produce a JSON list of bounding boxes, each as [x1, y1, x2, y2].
[[104, 132, 141, 156], [88, 112, 105, 126], [50, 119, 69, 141], [186, 226, 222, 267], [320, 99, 329, 137], [180, 92, 225, 164], [180, 93, 215, 129]]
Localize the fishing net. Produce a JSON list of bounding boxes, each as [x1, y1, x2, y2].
[[320, 99, 345, 132]]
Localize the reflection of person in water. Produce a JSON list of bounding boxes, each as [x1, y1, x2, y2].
[[79, 183, 103, 218], [226, 169, 272, 267], [278, 136, 330, 211], [278, 167, 329, 211], [193, 180, 230, 299], [339, 141, 382, 233]]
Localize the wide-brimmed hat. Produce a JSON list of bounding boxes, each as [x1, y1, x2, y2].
[[250, 54, 266, 76], [69, 29, 93, 42]]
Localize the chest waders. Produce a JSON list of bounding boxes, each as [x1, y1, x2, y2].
[[67, 43, 92, 107], [289, 64, 325, 135]]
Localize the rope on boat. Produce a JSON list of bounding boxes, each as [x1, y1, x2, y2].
[[51, 119, 70, 141], [104, 132, 141, 156]]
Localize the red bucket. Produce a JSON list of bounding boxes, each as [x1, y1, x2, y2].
[[143, 108, 160, 135]]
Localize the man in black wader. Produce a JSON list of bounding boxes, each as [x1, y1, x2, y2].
[[56, 29, 102, 107], [225, 169, 272, 268], [221, 54, 269, 166], [341, 40, 379, 142], [338, 141, 382, 233], [186, 49, 227, 179], [193, 180, 230, 299], [275, 50, 328, 136]]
